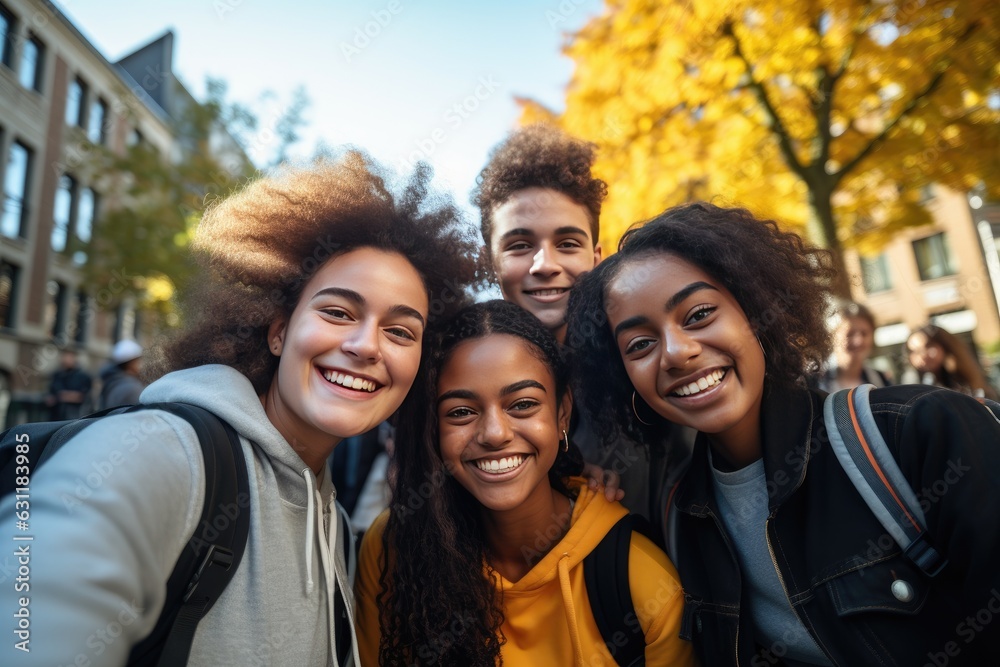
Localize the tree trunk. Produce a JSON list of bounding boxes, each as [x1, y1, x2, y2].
[[809, 179, 853, 299]]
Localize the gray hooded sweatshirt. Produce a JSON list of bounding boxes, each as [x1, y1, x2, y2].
[[0, 364, 359, 666]]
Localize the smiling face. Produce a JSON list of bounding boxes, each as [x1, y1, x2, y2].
[[437, 334, 571, 514], [490, 187, 602, 342], [264, 247, 429, 462], [606, 253, 766, 465], [834, 315, 874, 369]]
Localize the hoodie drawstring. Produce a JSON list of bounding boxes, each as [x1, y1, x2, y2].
[[303, 467, 358, 665], [303, 469, 317, 594], [558, 553, 584, 667]]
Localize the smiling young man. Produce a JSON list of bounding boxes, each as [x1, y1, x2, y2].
[[473, 125, 691, 519], [473, 124, 605, 345]]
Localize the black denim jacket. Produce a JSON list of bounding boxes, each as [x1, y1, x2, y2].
[[666, 383, 1000, 666]]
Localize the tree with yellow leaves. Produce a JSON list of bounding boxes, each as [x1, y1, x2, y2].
[[529, 0, 1000, 295]]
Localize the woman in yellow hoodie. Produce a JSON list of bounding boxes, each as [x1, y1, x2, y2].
[[355, 300, 695, 666]]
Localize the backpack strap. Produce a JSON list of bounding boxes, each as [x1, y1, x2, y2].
[[583, 514, 652, 667], [125, 403, 250, 666], [334, 499, 356, 665], [824, 385, 947, 577]]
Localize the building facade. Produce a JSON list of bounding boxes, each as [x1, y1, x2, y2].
[[0, 0, 246, 426], [845, 185, 1000, 384]]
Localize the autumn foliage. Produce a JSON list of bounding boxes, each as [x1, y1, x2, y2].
[[527, 0, 1000, 293]]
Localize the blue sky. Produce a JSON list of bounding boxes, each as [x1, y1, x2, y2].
[[57, 0, 604, 214]]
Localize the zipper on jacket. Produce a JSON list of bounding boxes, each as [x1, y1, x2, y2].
[[704, 508, 742, 667], [764, 516, 836, 667]]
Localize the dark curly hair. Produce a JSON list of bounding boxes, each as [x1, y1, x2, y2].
[[147, 151, 486, 393], [566, 202, 836, 445], [472, 124, 608, 258], [378, 300, 583, 666]]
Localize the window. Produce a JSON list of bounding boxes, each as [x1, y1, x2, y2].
[[127, 127, 143, 147], [66, 77, 87, 127], [51, 173, 76, 252], [0, 260, 17, 328], [0, 4, 14, 68], [913, 233, 958, 281], [2, 141, 31, 239], [74, 187, 96, 264], [18, 34, 42, 91], [44, 280, 67, 341], [73, 291, 88, 343], [87, 97, 107, 144], [114, 301, 135, 342], [860, 253, 893, 294]]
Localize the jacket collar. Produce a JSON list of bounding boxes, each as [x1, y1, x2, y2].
[[674, 383, 818, 515]]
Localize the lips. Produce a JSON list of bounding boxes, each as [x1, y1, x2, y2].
[[320, 368, 381, 393], [669, 368, 727, 397]]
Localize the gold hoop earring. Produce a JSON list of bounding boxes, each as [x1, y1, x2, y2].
[[756, 335, 766, 359], [561, 429, 570, 453], [632, 391, 653, 426]]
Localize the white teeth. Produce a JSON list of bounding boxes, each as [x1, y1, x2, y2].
[[475, 455, 525, 474], [673, 369, 725, 397], [322, 370, 376, 392]]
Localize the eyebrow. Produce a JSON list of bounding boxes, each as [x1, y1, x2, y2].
[[311, 287, 426, 326], [612, 281, 718, 338], [497, 226, 591, 243], [437, 379, 547, 405]]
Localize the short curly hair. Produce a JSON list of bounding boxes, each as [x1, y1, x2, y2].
[[566, 202, 837, 444], [471, 124, 607, 255], [148, 151, 486, 393]]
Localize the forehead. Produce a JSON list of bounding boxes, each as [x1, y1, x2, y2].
[[608, 253, 717, 300], [299, 247, 428, 313], [490, 187, 593, 243], [439, 335, 554, 389]]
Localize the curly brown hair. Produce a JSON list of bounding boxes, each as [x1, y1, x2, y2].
[[148, 152, 486, 393], [566, 202, 837, 444], [472, 124, 607, 256]]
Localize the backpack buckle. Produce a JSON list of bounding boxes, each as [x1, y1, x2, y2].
[[183, 545, 236, 602], [903, 534, 947, 577]]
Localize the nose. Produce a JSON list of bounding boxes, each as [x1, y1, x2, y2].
[[530, 245, 561, 277], [341, 320, 382, 362], [660, 325, 702, 371], [477, 405, 513, 449]]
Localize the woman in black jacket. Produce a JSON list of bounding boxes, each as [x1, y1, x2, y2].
[[566, 202, 1000, 666]]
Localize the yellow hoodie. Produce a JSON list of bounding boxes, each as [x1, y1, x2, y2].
[[355, 478, 695, 666]]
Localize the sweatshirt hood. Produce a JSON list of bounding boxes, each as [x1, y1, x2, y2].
[[501, 478, 628, 593], [140, 364, 328, 506]]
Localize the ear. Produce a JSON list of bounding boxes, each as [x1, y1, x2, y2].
[[267, 318, 287, 356], [592, 241, 603, 267], [557, 388, 573, 434]]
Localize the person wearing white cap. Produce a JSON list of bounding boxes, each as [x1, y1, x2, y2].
[[98, 339, 146, 410]]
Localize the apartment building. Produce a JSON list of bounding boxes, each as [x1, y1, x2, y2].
[[0, 0, 246, 426], [845, 185, 1000, 381]]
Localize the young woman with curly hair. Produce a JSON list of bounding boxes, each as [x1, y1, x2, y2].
[[0, 152, 483, 666], [355, 300, 696, 666], [566, 202, 1000, 666]]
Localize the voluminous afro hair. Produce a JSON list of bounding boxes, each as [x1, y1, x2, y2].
[[148, 151, 486, 393], [472, 124, 607, 254], [566, 202, 837, 445], [379, 300, 583, 666]]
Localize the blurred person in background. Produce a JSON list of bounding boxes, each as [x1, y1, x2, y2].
[[813, 301, 891, 392], [45, 349, 93, 420], [98, 339, 146, 410], [906, 323, 999, 400]]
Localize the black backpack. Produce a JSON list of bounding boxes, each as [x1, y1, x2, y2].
[[583, 513, 653, 667], [1, 403, 355, 666]]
